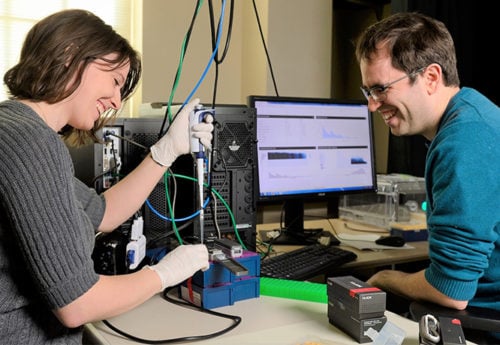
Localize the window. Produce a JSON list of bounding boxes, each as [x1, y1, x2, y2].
[[0, 0, 138, 114]]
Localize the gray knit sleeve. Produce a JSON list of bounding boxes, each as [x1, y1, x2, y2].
[[73, 177, 106, 229], [0, 119, 100, 308]]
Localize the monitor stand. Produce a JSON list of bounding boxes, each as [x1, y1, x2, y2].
[[260, 199, 323, 245]]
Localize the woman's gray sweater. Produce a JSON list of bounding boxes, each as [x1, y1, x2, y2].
[[0, 100, 104, 344]]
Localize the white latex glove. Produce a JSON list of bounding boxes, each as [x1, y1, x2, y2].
[[193, 114, 214, 150], [150, 98, 214, 167], [148, 244, 209, 290]]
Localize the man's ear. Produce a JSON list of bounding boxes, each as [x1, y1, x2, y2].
[[423, 63, 442, 94]]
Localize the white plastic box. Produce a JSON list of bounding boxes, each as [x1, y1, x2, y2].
[[339, 174, 426, 229]]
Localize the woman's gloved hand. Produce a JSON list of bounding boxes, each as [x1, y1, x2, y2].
[[147, 244, 210, 290], [150, 98, 214, 167]]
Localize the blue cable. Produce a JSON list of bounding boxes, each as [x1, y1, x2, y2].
[[182, 0, 226, 106], [145, 197, 210, 222], [148, 1, 227, 223]]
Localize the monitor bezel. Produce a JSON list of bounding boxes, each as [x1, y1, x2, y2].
[[248, 94, 378, 204]]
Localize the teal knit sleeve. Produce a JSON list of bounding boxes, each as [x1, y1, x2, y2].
[[424, 92, 500, 301]]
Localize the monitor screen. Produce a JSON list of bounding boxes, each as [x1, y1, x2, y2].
[[248, 95, 377, 245]]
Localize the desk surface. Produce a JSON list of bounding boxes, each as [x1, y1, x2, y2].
[[87, 293, 427, 345], [82, 220, 463, 345], [257, 218, 429, 274]]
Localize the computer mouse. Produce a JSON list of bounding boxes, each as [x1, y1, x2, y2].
[[375, 235, 405, 247]]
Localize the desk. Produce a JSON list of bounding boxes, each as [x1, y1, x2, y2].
[[82, 221, 469, 345], [86, 293, 433, 345], [257, 218, 429, 277]]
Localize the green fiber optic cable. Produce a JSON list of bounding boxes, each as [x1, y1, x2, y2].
[[163, 171, 247, 250], [166, 0, 204, 123]]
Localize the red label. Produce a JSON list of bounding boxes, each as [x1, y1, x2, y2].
[[349, 287, 380, 297]]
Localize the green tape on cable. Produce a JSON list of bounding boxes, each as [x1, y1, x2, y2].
[[260, 277, 327, 304]]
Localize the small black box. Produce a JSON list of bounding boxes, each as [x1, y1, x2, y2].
[[439, 317, 466, 345], [327, 276, 386, 319]]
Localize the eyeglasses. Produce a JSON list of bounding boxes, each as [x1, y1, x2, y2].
[[360, 67, 425, 102]]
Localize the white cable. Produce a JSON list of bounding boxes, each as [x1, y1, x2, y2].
[[197, 158, 205, 243]]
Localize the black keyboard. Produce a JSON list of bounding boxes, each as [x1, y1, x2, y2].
[[260, 244, 357, 280]]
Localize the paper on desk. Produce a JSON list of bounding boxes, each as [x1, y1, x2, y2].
[[336, 233, 382, 241], [340, 240, 414, 251], [370, 321, 406, 345]]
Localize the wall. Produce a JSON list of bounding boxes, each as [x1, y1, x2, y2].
[[141, 0, 332, 105], [140, 1, 389, 223]]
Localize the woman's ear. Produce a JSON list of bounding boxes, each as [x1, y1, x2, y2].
[[64, 43, 79, 67]]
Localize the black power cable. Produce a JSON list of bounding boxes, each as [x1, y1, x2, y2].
[[208, 0, 234, 106], [251, 0, 280, 96], [102, 285, 241, 344], [159, 0, 203, 139]]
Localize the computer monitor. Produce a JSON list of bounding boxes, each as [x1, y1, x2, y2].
[[248, 95, 377, 245]]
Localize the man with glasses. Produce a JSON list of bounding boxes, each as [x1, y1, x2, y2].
[[355, 12, 500, 343]]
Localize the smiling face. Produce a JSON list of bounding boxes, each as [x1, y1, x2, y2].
[[64, 54, 130, 131], [359, 46, 438, 140]]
